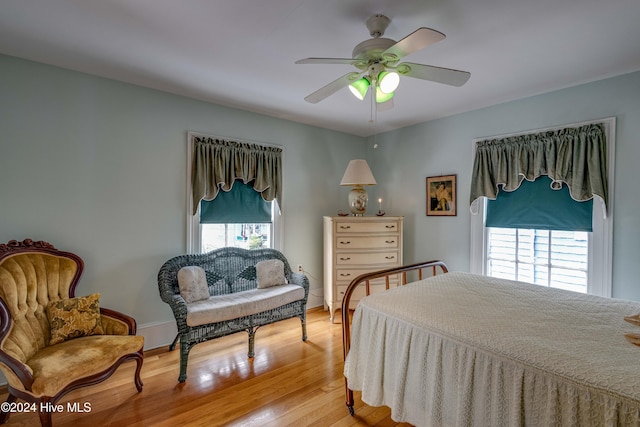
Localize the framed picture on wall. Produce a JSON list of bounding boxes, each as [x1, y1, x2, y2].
[[426, 174, 457, 216]]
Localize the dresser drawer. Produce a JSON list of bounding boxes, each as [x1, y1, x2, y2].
[[336, 251, 400, 266], [324, 216, 403, 323], [336, 268, 402, 285], [335, 221, 400, 234], [335, 235, 399, 249]]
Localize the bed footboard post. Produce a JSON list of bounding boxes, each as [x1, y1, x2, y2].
[[346, 390, 355, 416], [342, 280, 356, 416]]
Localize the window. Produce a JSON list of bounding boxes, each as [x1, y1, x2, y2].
[[201, 222, 273, 252], [199, 201, 276, 252], [470, 118, 615, 297], [198, 180, 275, 252], [486, 228, 588, 293], [186, 133, 283, 254]]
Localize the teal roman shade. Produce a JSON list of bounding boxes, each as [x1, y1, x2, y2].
[[486, 176, 593, 231], [200, 181, 272, 224]]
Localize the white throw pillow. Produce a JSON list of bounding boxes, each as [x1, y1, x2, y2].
[[177, 266, 210, 303], [256, 259, 288, 289]]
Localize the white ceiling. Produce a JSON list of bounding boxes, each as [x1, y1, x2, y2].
[[1, 0, 639, 137]]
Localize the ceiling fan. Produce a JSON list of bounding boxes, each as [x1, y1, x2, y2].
[[296, 14, 471, 105]]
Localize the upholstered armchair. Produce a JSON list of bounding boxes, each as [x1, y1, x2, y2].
[[0, 239, 144, 427]]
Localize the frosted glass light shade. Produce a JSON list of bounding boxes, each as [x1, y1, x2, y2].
[[375, 87, 394, 103], [378, 71, 399, 94], [348, 77, 370, 100]]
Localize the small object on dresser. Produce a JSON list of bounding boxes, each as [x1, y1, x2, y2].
[[337, 210, 349, 217], [376, 198, 385, 216]]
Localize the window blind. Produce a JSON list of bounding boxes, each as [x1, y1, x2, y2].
[[486, 176, 593, 231], [200, 181, 271, 224]]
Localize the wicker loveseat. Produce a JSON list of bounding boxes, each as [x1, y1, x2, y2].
[[158, 247, 309, 382]]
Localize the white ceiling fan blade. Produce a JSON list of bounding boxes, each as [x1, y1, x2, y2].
[[396, 62, 470, 87], [303, 72, 363, 104], [382, 28, 446, 62], [296, 57, 361, 65]]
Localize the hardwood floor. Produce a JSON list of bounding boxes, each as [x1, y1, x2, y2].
[[0, 308, 411, 426]]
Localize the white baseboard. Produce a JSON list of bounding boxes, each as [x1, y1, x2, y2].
[[138, 320, 178, 351], [306, 294, 323, 310]]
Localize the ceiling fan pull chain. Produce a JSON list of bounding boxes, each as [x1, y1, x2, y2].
[[369, 80, 376, 125]]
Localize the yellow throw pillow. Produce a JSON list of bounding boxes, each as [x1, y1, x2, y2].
[[47, 293, 105, 345]]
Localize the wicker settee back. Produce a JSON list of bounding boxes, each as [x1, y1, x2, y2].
[[158, 247, 294, 303]]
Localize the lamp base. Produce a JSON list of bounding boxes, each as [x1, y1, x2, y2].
[[348, 186, 368, 216]]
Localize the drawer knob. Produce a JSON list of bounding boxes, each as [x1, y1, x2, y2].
[[339, 257, 351, 261], [385, 225, 396, 229], [339, 225, 351, 229], [340, 241, 351, 245], [385, 256, 395, 260], [385, 240, 395, 244], [339, 273, 351, 277]]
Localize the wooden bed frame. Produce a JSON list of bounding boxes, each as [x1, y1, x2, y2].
[[341, 260, 449, 416]]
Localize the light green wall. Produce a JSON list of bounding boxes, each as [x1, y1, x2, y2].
[[0, 54, 365, 325], [1, 52, 639, 333], [368, 71, 640, 301]]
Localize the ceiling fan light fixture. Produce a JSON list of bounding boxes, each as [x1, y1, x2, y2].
[[348, 77, 370, 100], [375, 87, 394, 103], [378, 71, 400, 94], [296, 14, 470, 108]]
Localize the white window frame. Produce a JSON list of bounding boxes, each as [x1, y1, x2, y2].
[[470, 117, 615, 297], [185, 131, 284, 254]]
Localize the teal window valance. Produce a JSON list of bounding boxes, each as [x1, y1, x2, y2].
[[486, 176, 593, 231], [470, 123, 607, 215], [200, 180, 272, 224], [191, 136, 282, 215]]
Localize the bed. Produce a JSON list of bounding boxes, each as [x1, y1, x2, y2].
[[341, 261, 640, 426]]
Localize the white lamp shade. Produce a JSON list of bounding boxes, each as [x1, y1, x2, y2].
[[340, 159, 377, 186]]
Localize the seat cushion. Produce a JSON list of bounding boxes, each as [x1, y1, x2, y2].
[[186, 284, 305, 327], [25, 334, 144, 397]]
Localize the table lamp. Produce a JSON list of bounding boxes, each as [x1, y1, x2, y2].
[[340, 159, 377, 216]]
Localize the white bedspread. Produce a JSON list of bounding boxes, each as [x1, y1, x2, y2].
[[344, 272, 640, 427]]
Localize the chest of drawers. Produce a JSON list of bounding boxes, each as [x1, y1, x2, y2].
[[323, 216, 404, 322]]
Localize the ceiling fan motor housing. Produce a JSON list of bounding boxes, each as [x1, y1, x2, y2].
[[366, 14, 391, 37], [352, 38, 396, 64], [351, 14, 397, 66]]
